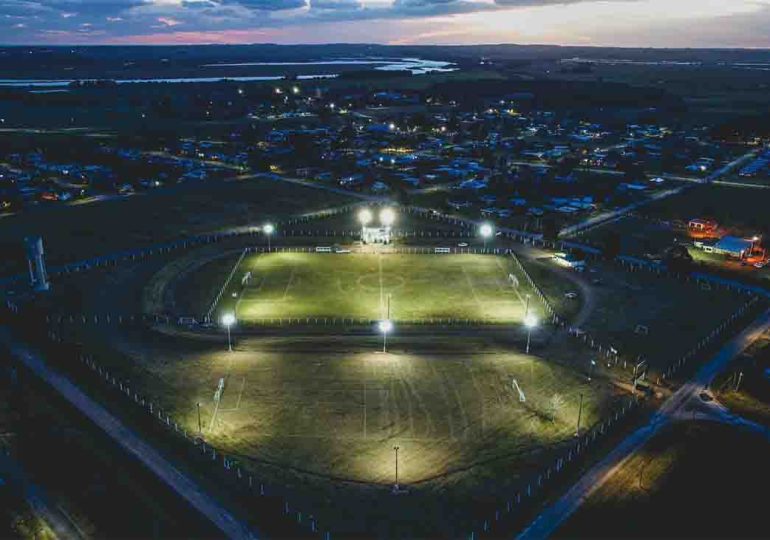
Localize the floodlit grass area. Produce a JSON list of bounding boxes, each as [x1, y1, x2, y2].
[[72, 328, 618, 536], [555, 421, 770, 539], [208, 252, 537, 323]]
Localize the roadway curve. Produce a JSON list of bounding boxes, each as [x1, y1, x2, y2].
[[516, 307, 770, 540]]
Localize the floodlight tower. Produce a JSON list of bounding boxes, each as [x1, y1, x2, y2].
[[380, 207, 396, 228], [221, 313, 236, 352], [379, 319, 393, 353], [479, 223, 494, 251], [380, 207, 396, 245], [359, 208, 373, 242], [263, 223, 275, 252], [524, 313, 538, 354]]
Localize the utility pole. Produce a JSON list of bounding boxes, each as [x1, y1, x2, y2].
[[197, 402, 202, 433], [575, 393, 583, 437]]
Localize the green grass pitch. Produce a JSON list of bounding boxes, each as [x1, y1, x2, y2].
[[215, 252, 534, 323]]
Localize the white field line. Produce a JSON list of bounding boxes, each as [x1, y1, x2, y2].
[[461, 265, 484, 310], [205, 248, 248, 322], [282, 265, 297, 301]]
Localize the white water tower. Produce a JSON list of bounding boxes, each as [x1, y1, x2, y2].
[[24, 236, 50, 292]]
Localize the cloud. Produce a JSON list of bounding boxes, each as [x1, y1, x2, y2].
[[157, 16, 182, 25], [0, 0, 769, 47], [310, 0, 361, 11], [226, 0, 307, 10]]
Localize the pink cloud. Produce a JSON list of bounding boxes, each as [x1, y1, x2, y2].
[[157, 17, 183, 27]]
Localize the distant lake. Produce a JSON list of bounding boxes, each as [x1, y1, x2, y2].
[[0, 57, 456, 88]]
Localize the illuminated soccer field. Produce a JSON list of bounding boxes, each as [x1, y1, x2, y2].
[[213, 252, 534, 323]]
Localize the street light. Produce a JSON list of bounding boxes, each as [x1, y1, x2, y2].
[[263, 223, 275, 252], [524, 313, 538, 354], [359, 208, 373, 242], [380, 207, 396, 228], [221, 312, 235, 352], [480, 222, 494, 250], [588, 359, 596, 382], [392, 445, 400, 493], [379, 319, 393, 353]]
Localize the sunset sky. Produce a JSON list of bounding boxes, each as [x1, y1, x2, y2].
[[2, 0, 770, 47]]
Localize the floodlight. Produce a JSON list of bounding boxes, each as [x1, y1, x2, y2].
[[379, 320, 394, 334], [479, 223, 494, 238], [524, 313, 538, 328], [359, 208, 373, 226], [263, 223, 275, 235], [380, 207, 396, 227], [221, 313, 236, 352], [221, 313, 236, 327]]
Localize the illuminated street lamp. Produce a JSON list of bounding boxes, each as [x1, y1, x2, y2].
[[359, 208, 373, 241], [750, 235, 761, 258], [479, 222, 494, 250], [380, 207, 396, 228], [379, 319, 393, 353], [221, 312, 236, 352], [588, 359, 596, 382], [292, 86, 300, 95], [524, 313, 538, 354], [263, 223, 275, 252]]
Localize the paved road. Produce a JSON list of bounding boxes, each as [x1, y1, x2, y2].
[[517, 307, 770, 540], [0, 329, 259, 540]]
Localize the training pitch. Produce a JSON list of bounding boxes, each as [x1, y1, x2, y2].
[[211, 252, 533, 323]]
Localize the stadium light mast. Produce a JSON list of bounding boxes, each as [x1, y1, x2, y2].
[[479, 223, 494, 251], [524, 313, 538, 354], [221, 312, 236, 352], [380, 207, 396, 228], [379, 319, 393, 353], [359, 208, 373, 241], [263, 223, 275, 252]]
